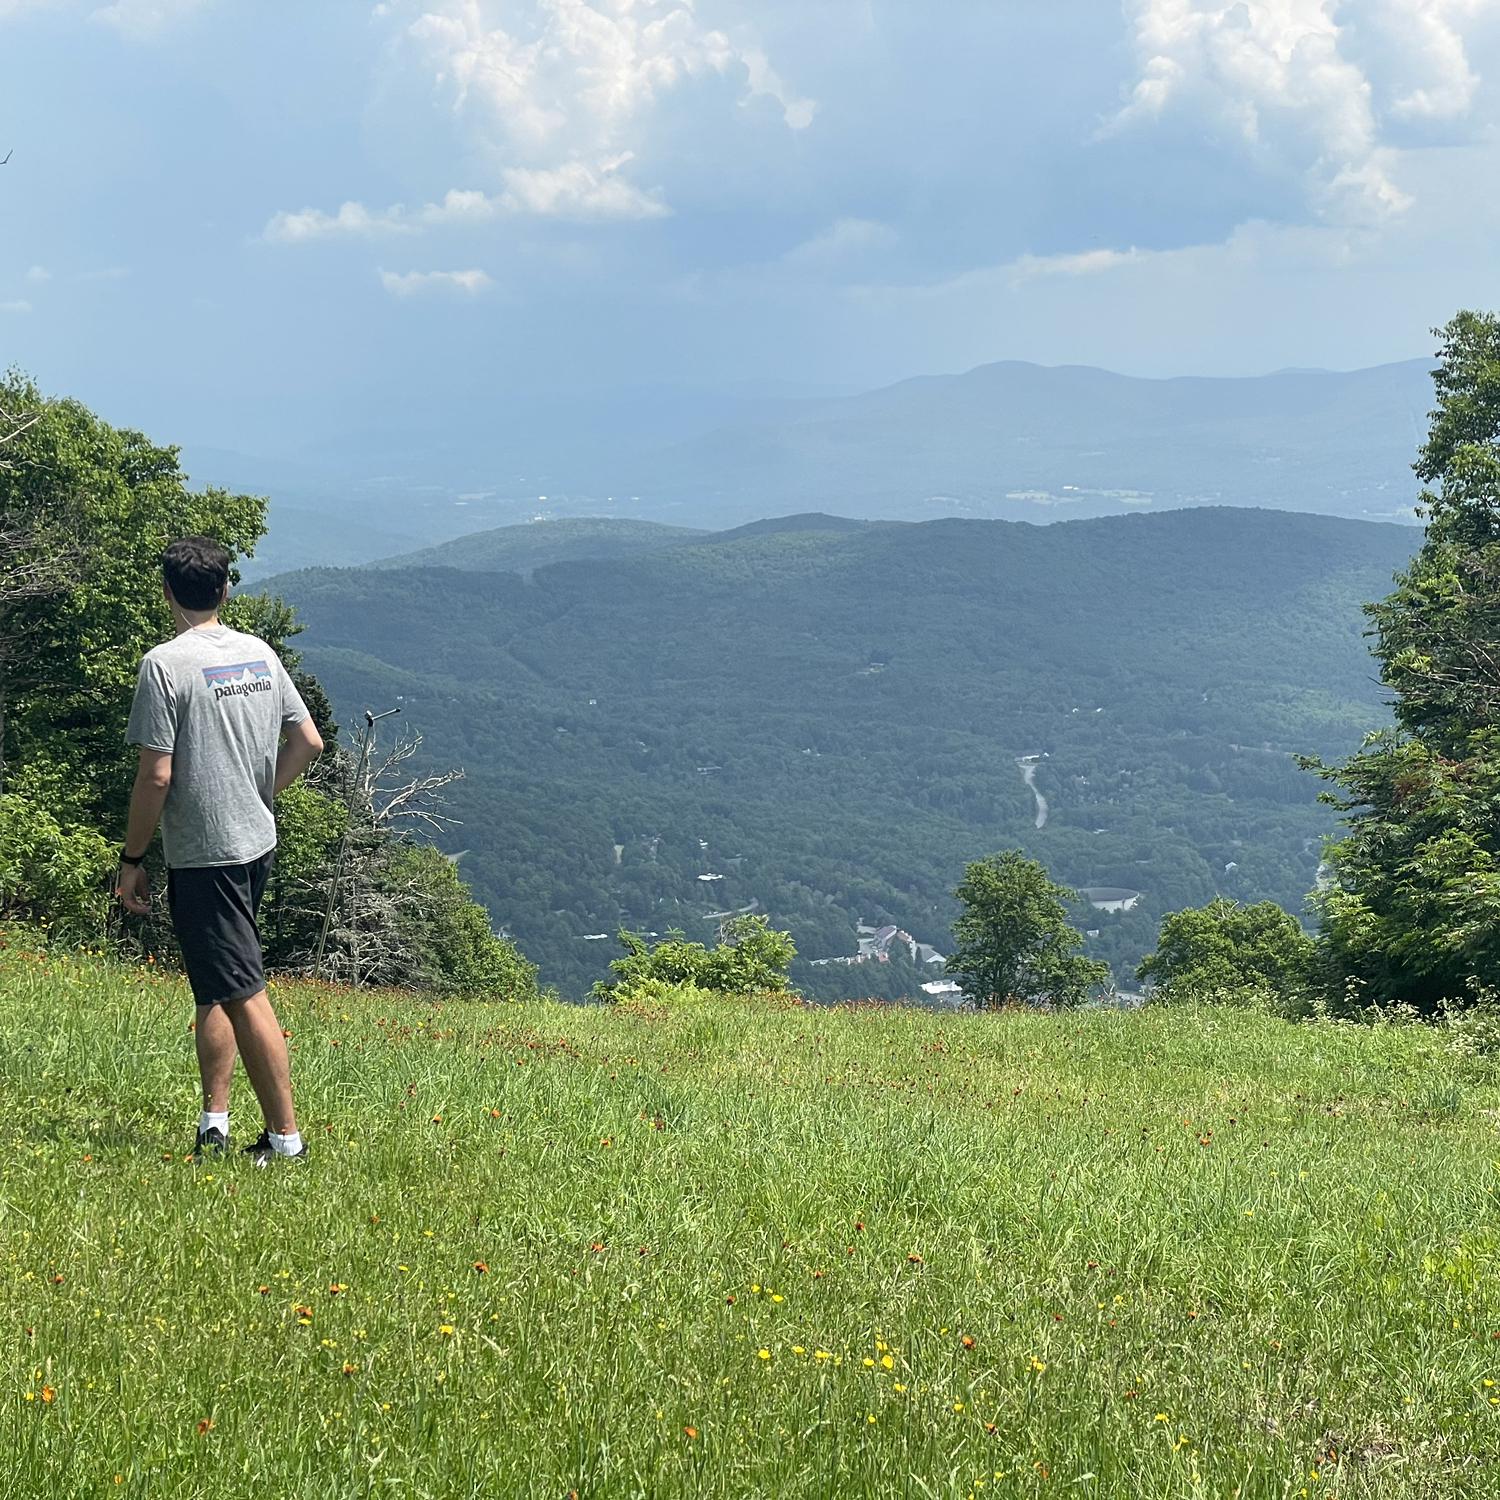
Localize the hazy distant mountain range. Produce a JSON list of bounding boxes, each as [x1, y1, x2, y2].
[[617, 359, 1431, 526], [223, 358, 1433, 577]]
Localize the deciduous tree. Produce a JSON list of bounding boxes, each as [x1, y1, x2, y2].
[[947, 851, 1108, 1008], [1137, 897, 1313, 1008]]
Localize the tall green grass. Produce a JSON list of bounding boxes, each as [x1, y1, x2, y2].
[[3, 938, 1499, 1498]]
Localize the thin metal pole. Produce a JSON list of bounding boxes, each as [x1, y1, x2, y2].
[[312, 706, 401, 980]]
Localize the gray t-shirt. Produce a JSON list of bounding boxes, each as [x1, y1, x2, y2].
[[126, 624, 310, 869]]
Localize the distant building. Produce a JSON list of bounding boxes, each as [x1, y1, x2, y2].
[[920, 979, 964, 1002], [1079, 886, 1142, 914]]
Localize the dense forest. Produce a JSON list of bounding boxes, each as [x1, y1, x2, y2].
[[270, 507, 1415, 999]]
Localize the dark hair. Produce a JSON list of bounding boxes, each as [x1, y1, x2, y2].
[[161, 536, 230, 611]]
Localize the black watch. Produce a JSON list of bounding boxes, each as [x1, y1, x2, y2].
[[120, 848, 147, 867]]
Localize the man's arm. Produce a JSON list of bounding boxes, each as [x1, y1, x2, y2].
[[274, 717, 324, 795], [116, 747, 172, 915]]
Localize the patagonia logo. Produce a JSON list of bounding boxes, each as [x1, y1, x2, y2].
[[202, 660, 274, 701]]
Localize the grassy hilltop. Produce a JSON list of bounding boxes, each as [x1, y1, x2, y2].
[[5, 938, 1500, 1498]]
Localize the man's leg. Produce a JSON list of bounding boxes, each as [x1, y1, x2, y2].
[[195, 1004, 237, 1113], [224, 989, 299, 1136]]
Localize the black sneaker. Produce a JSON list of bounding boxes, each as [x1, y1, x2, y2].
[[193, 1126, 228, 1158], [242, 1129, 309, 1168]]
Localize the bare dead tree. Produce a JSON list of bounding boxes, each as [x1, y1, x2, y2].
[[270, 730, 470, 987], [369, 730, 465, 836]]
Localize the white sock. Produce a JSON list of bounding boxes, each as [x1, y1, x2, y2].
[[199, 1111, 229, 1136], [269, 1130, 303, 1156]]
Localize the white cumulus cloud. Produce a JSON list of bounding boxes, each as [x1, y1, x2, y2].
[[92, 0, 210, 33], [739, 42, 817, 130], [1109, 0, 1495, 224], [268, 3, 809, 246], [1380, 0, 1489, 121], [393, 0, 813, 211], [378, 266, 493, 295], [859, 219, 1361, 304], [783, 217, 894, 266], [495, 154, 669, 218], [266, 155, 665, 243], [266, 201, 403, 244], [403, 0, 806, 149], [1004, 247, 1150, 282]]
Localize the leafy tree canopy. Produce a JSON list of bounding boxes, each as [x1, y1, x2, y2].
[[0, 372, 534, 1003], [1137, 897, 1314, 1008], [1311, 312, 1500, 1010], [947, 851, 1109, 1009], [593, 914, 797, 1003], [0, 371, 265, 819]]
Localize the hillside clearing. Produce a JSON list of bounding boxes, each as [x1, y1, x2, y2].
[[3, 940, 1498, 1498]]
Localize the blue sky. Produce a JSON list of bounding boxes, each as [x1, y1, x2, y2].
[[3, 0, 1500, 454]]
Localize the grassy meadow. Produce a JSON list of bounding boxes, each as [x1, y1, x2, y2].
[[3, 937, 1500, 1498]]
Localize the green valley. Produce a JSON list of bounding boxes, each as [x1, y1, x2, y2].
[[271, 507, 1415, 1000]]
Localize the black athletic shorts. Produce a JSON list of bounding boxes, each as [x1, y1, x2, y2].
[[167, 851, 275, 1007]]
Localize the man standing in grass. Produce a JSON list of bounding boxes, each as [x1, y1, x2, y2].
[[116, 537, 325, 1165]]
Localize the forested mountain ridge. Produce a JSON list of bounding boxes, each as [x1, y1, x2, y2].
[[367, 514, 884, 575], [270, 507, 1416, 999], [370, 517, 707, 575]]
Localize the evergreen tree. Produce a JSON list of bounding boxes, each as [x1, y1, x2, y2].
[[1310, 312, 1500, 1010]]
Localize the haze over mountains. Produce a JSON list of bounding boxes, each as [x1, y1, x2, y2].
[[232, 357, 1432, 578], [270, 507, 1416, 1000]]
